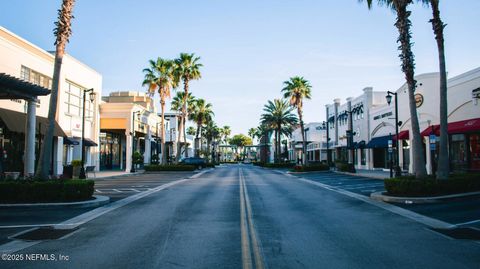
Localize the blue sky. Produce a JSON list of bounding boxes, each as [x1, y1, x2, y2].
[[1, 1, 479, 136]]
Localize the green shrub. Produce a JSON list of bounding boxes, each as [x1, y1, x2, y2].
[[205, 163, 216, 168], [384, 173, 480, 197], [260, 163, 295, 169], [144, 164, 196, 171], [292, 164, 330, 172], [335, 162, 351, 172], [71, 160, 82, 167], [133, 152, 144, 164], [0, 179, 94, 203]]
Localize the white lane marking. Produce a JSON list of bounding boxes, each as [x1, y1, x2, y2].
[[0, 170, 215, 255], [112, 189, 122, 193], [455, 219, 480, 226], [94, 189, 103, 193], [0, 224, 59, 229]]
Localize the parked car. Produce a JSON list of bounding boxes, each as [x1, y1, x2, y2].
[[179, 157, 207, 169]]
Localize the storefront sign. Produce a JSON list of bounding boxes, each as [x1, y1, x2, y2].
[[415, 93, 424, 108]]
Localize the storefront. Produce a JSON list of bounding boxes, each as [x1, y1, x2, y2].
[[421, 118, 480, 172], [99, 131, 125, 170]]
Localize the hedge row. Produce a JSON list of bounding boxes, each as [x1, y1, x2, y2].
[[0, 179, 94, 203], [292, 164, 330, 172], [253, 162, 295, 169], [384, 173, 480, 197], [144, 164, 196, 171]]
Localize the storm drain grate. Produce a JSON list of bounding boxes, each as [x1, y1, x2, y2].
[[431, 227, 480, 240], [13, 227, 78, 241]]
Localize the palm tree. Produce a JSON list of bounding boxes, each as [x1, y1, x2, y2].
[[189, 98, 214, 157], [171, 91, 195, 158], [36, 0, 75, 178], [416, 0, 448, 179], [186, 126, 197, 136], [261, 99, 298, 163], [204, 121, 220, 162], [222, 125, 231, 144], [142, 58, 176, 164], [248, 128, 257, 142], [362, 0, 427, 177], [282, 76, 312, 165], [256, 124, 272, 163], [174, 53, 202, 162]]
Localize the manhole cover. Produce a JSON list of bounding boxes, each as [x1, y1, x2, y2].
[[14, 227, 78, 241], [431, 227, 480, 240]]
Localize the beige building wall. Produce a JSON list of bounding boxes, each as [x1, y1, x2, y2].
[[0, 26, 102, 174]]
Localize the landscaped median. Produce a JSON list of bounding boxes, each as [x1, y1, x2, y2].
[[0, 179, 94, 204], [144, 164, 197, 172], [372, 173, 480, 204]]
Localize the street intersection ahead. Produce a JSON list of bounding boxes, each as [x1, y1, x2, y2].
[[0, 165, 479, 269]]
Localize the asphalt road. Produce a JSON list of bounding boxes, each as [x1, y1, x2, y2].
[[1, 165, 479, 268], [289, 170, 480, 229]]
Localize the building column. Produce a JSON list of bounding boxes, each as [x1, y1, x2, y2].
[[54, 137, 63, 176], [125, 132, 132, 172], [426, 137, 432, 175], [144, 129, 151, 164], [23, 99, 36, 177]]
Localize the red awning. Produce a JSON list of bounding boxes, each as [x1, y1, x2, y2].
[[421, 125, 440, 136], [420, 118, 480, 136], [448, 118, 480, 134], [393, 130, 409, 140]]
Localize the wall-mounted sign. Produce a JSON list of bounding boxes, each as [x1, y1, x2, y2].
[[415, 93, 424, 108]]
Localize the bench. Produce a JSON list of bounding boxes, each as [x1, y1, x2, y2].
[[85, 166, 96, 179]]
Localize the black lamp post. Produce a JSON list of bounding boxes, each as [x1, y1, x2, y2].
[[304, 127, 309, 165], [322, 121, 331, 167], [156, 122, 161, 164], [79, 88, 96, 179], [130, 111, 141, 173], [386, 91, 402, 177]]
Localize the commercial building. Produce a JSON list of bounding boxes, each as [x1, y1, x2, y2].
[[0, 26, 101, 176], [99, 91, 160, 171], [327, 67, 480, 174], [288, 122, 327, 164]]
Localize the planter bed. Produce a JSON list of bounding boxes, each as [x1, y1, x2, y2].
[[0, 179, 94, 203], [144, 164, 196, 171], [384, 173, 480, 197]]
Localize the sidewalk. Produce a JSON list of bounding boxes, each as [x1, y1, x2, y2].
[[91, 170, 144, 180]]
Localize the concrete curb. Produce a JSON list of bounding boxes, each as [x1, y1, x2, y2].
[[371, 191, 480, 204], [0, 195, 110, 209], [94, 171, 144, 180], [334, 171, 386, 180]]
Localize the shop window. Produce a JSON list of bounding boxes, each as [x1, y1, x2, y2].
[[361, 148, 366, 165], [470, 134, 480, 170], [65, 81, 93, 119], [450, 134, 467, 171]]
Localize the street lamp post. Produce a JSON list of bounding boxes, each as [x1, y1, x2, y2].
[[386, 91, 402, 177], [156, 122, 161, 164], [322, 121, 331, 167], [79, 89, 96, 179], [304, 127, 309, 165], [130, 111, 141, 173]]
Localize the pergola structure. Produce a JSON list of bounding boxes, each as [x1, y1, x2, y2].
[[0, 73, 51, 176], [218, 144, 260, 161]]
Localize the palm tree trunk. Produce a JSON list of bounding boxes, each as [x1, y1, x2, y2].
[[160, 99, 166, 165], [195, 123, 201, 157], [36, 0, 75, 178], [394, 2, 427, 177], [183, 117, 188, 157], [176, 114, 183, 162], [298, 107, 307, 166], [36, 49, 64, 178], [430, 0, 449, 179], [277, 126, 282, 162]]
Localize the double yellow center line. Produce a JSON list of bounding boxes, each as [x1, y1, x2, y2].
[[239, 168, 265, 269]]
